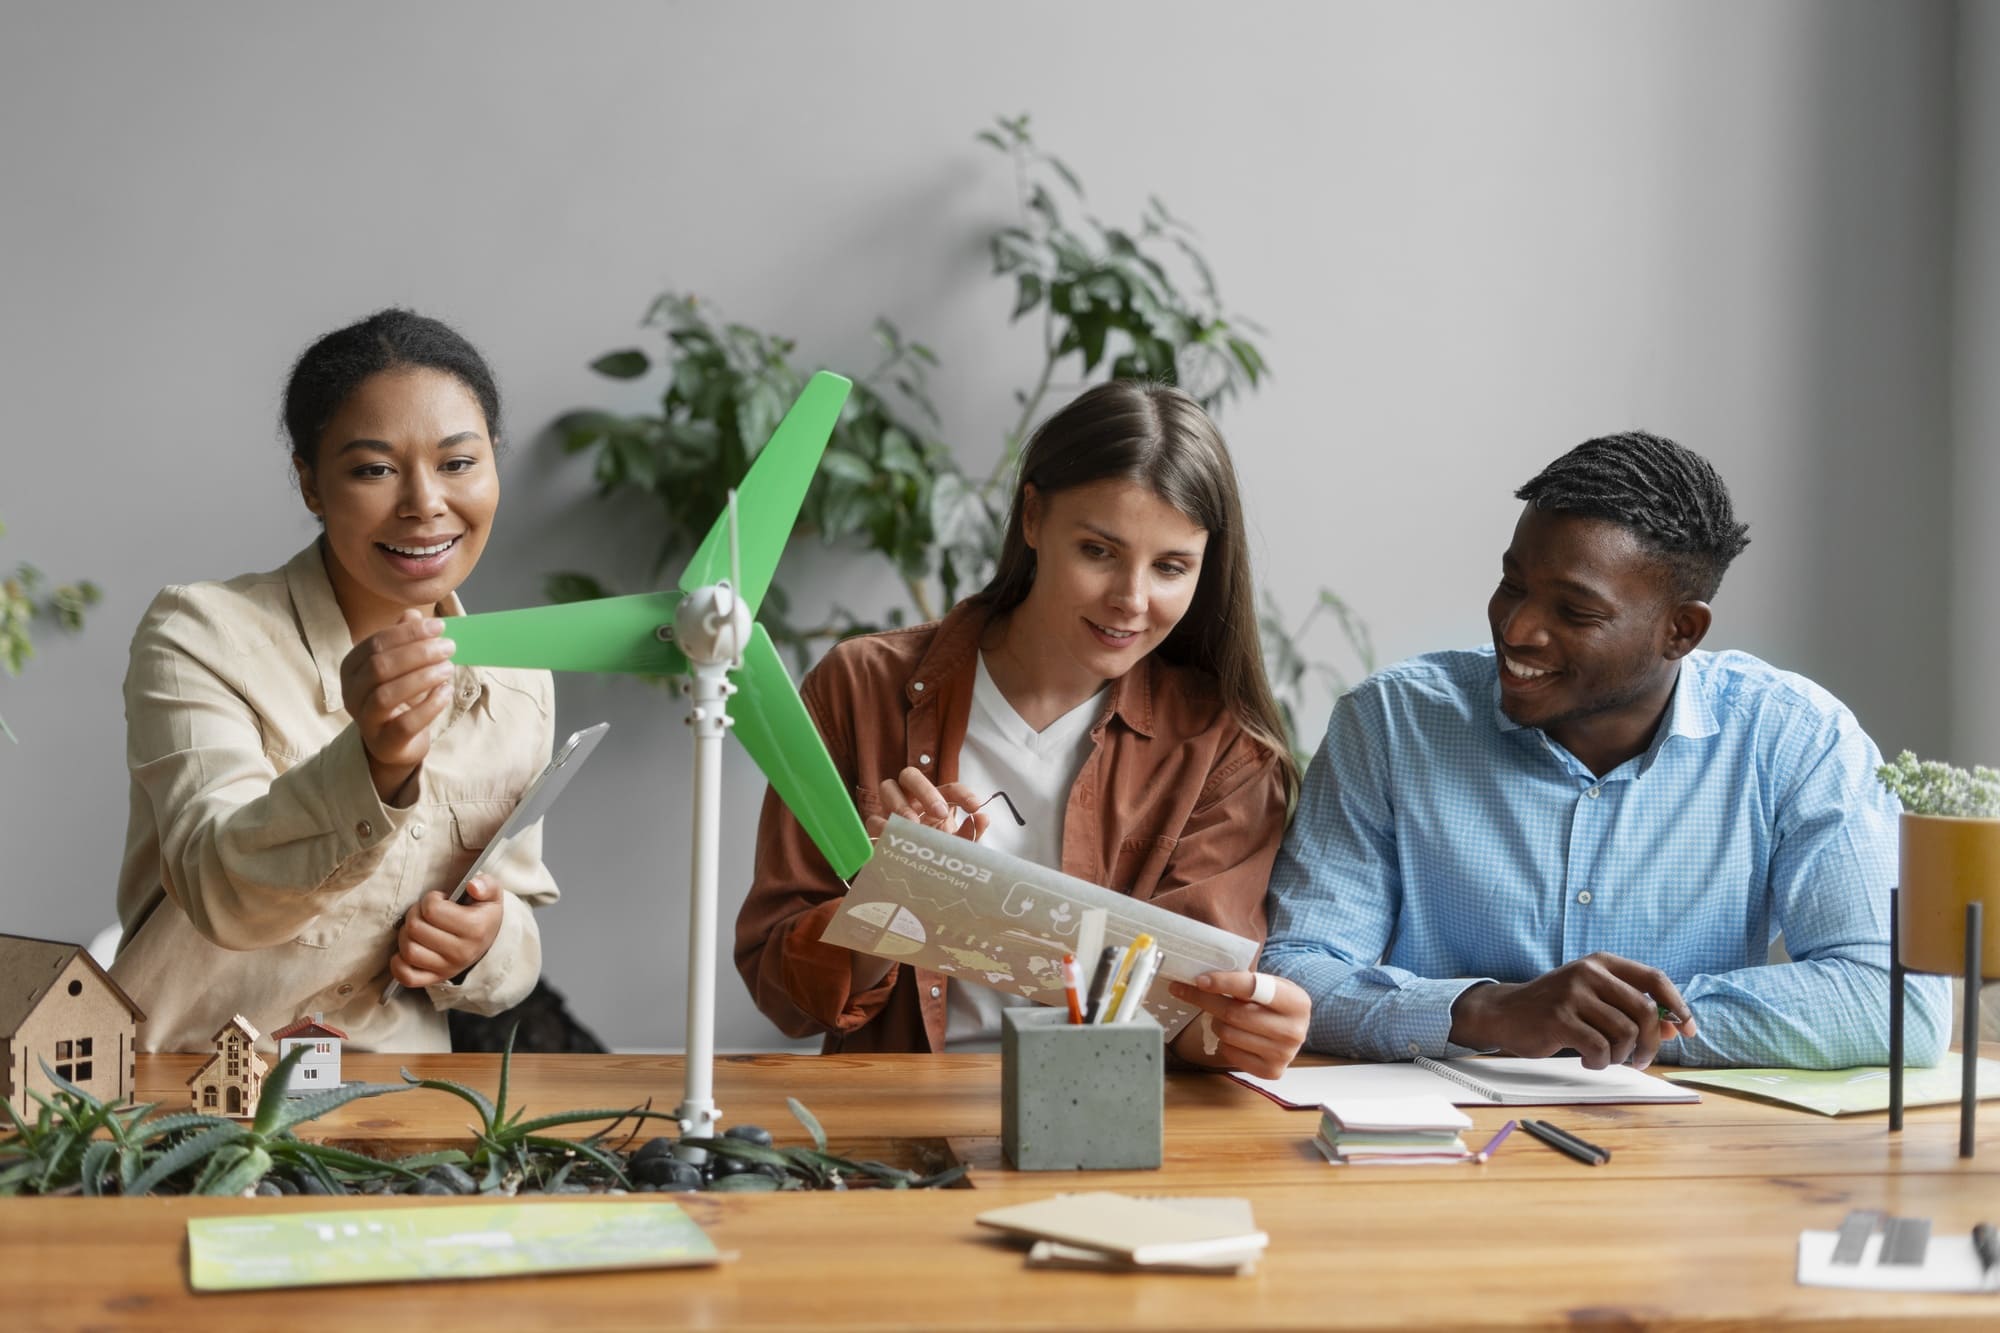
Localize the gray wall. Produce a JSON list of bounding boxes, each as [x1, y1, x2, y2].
[[1956, 0, 2000, 768], [0, 1, 1975, 1051]]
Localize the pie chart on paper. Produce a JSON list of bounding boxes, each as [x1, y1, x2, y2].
[[844, 900, 928, 955]]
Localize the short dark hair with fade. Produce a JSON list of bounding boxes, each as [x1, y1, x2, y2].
[[1514, 430, 1751, 602]]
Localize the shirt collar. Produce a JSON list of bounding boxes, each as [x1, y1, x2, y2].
[[284, 539, 467, 715], [908, 599, 1156, 740], [1488, 649, 1719, 748]]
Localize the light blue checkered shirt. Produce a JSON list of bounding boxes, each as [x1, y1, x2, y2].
[[1261, 647, 1950, 1069]]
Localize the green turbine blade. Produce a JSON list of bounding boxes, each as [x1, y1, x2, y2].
[[728, 622, 872, 879], [680, 370, 851, 616], [444, 592, 690, 676]]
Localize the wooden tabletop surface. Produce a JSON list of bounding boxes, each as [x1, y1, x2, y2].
[[7, 1051, 1997, 1330]]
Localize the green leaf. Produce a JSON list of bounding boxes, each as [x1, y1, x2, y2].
[[251, 1047, 310, 1135], [708, 1171, 781, 1192], [504, 1106, 680, 1138], [818, 449, 876, 487], [1012, 273, 1043, 320], [255, 1079, 408, 1139], [400, 1070, 496, 1130], [543, 571, 613, 605], [786, 1097, 829, 1153], [79, 1140, 114, 1196], [676, 1137, 796, 1171], [1043, 154, 1084, 197], [128, 1123, 242, 1197], [877, 429, 924, 478], [590, 349, 651, 379], [521, 1134, 631, 1187], [975, 129, 1007, 150]]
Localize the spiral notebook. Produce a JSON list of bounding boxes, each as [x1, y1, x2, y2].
[[1232, 1055, 1700, 1109]]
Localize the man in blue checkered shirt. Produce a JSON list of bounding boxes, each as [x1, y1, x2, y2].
[[1261, 432, 1950, 1070]]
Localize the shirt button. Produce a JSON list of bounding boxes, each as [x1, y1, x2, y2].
[[919, 753, 932, 766], [1408, 1042, 1420, 1055], [355, 819, 373, 840], [460, 682, 478, 701], [410, 823, 426, 841], [337, 984, 353, 996], [912, 681, 925, 693], [1577, 890, 1593, 905], [930, 985, 941, 999], [1586, 787, 1601, 799]]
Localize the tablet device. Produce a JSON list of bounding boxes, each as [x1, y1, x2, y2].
[[380, 721, 609, 1003]]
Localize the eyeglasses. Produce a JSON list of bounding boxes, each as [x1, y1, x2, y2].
[[946, 789, 1026, 833]]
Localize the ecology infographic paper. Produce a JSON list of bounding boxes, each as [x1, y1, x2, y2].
[[821, 816, 1255, 1037]]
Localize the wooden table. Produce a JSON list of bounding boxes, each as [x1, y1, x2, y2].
[[6, 1051, 1997, 1330]]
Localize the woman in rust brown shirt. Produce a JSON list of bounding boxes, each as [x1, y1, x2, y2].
[[735, 382, 1310, 1077]]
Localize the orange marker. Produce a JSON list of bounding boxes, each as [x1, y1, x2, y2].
[[1061, 954, 1085, 1024]]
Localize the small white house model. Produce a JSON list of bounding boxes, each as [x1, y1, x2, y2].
[[269, 1014, 345, 1096], [187, 1015, 267, 1119]]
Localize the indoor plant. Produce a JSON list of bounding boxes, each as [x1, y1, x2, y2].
[[0, 518, 99, 742], [549, 114, 1370, 757], [1877, 750, 2000, 976]]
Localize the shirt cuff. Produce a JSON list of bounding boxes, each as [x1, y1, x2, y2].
[[313, 723, 414, 868], [428, 889, 540, 1017]]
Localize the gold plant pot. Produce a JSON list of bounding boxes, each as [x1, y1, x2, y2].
[[1896, 812, 2000, 978]]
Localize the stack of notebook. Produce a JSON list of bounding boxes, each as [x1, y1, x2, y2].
[[1313, 1095, 1475, 1165], [976, 1193, 1268, 1275]]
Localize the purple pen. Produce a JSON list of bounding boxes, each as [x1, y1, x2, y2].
[[1475, 1119, 1518, 1163]]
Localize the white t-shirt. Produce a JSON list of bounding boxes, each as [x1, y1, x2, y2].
[[942, 652, 1107, 1051]]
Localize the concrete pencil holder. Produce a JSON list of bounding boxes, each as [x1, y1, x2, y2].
[[1001, 1006, 1163, 1171]]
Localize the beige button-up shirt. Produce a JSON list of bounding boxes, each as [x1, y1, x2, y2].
[[114, 542, 559, 1052]]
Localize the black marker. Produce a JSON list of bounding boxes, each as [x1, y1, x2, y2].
[[1082, 945, 1120, 1023]]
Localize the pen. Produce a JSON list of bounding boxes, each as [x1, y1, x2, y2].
[[1110, 947, 1162, 1025], [1519, 1118, 1609, 1166], [1474, 1119, 1517, 1163], [1974, 1221, 1998, 1277], [1098, 933, 1153, 1024], [1082, 946, 1120, 1023], [1060, 953, 1085, 1025]]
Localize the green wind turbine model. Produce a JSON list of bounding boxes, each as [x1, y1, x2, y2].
[[439, 371, 872, 1146]]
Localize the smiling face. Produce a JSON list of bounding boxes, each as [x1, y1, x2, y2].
[[294, 366, 498, 642], [1014, 477, 1209, 693], [1487, 505, 1709, 770]]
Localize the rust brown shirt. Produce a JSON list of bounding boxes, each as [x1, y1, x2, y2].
[[733, 600, 1288, 1053]]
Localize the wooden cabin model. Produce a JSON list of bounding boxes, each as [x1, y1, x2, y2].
[[186, 1015, 268, 1119], [0, 933, 146, 1114]]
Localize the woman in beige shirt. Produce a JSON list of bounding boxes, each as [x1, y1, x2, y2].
[[114, 310, 557, 1052], [737, 381, 1312, 1076]]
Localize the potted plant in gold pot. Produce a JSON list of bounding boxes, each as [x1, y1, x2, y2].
[[1878, 750, 2000, 1155]]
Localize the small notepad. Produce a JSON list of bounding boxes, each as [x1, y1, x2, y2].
[[1321, 1094, 1472, 1134], [977, 1193, 1269, 1265]]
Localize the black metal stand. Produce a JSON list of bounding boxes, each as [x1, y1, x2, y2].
[[1890, 886, 1904, 1130], [1888, 892, 1984, 1158]]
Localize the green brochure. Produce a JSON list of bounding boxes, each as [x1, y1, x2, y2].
[[1664, 1058, 2000, 1116], [188, 1201, 723, 1291]]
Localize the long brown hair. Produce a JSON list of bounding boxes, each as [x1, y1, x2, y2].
[[974, 380, 1299, 807]]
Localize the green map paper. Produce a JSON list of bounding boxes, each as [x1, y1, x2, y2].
[[188, 1201, 722, 1291], [1664, 1058, 2000, 1116]]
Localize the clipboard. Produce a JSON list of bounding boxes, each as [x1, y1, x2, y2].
[[380, 721, 609, 1003]]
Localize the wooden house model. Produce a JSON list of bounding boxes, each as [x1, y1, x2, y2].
[[270, 1014, 346, 1096], [0, 933, 146, 1114], [186, 1015, 268, 1119]]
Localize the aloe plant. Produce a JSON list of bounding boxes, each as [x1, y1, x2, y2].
[[401, 1028, 679, 1192], [2, 1048, 413, 1197], [673, 1096, 966, 1193]]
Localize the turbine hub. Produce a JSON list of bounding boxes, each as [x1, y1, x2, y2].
[[674, 583, 753, 666]]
